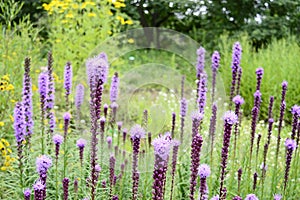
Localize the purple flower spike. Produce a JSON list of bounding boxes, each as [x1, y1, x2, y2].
[[130, 124, 145, 200], [110, 72, 119, 103], [36, 155, 52, 176], [130, 124, 146, 139], [229, 42, 242, 105], [245, 194, 258, 200], [291, 105, 300, 140], [64, 62, 73, 96], [198, 164, 210, 200], [191, 111, 204, 138], [22, 58, 34, 140], [190, 133, 203, 200], [285, 138, 296, 151], [233, 95, 244, 105], [107, 136, 112, 149], [63, 177, 69, 200], [219, 111, 237, 199], [273, 194, 282, 200], [253, 90, 262, 109], [24, 188, 31, 200], [152, 136, 172, 200], [77, 138, 86, 166], [38, 72, 48, 103], [109, 155, 116, 198], [14, 102, 25, 143], [211, 51, 220, 102], [75, 84, 85, 110], [86, 52, 109, 85], [198, 164, 211, 178], [196, 47, 205, 77], [255, 67, 264, 91], [198, 73, 207, 115], [170, 140, 180, 200], [53, 134, 63, 159], [33, 180, 45, 200], [232, 196, 242, 200], [180, 98, 188, 117]]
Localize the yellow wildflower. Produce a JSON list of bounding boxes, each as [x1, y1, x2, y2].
[[56, 39, 61, 43], [32, 84, 38, 92], [128, 38, 134, 44], [66, 13, 74, 18], [35, 69, 40, 73], [6, 84, 14, 91], [0, 86, 5, 91], [116, 16, 125, 24], [113, 2, 126, 8], [0, 122, 4, 127], [108, 11, 113, 16], [10, 99, 16, 103], [59, 123, 63, 130], [1, 166, 7, 171], [7, 148, 12, 154], [2, 74, 9, 81], [88, 13, 96, 17], [1, 139, 9, 147], [126, 20, 133, 25], [72, 4, 79, 9], [108, 30, 112, 35]]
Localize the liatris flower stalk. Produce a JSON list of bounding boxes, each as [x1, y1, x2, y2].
[[198, 73, 207, 115], [38, 72, 48, 154], [86, 52, 109, 87], [33, 180, 45, 200], [229, 42, 242, 107], [283, 138, 296, 190], [107, 136, 112, 150], [181, 75, 185, 99], [211, 51, 220, 102], [53, 134, 63, 199], [191, 111, 204, 138], [236, 67, 242, 95], [196, 47, 205, 78], [237, 168, 242, 195], [46, 52, 55, 111], [74, 178, 78, 196], [101, 180, 107, 188], [209, 103, 218, 165], [109, 155, 116, 198], [48, 111, 56, 147], [253, 172, 258, 191], [253, 91, 262, 116], [170, 140, 180, 200], [274, 194, 282, 200], [63, 177, 69, 200], [232, 196, 242, 200], [255, 68, 264, 91], [110, 72, 119, 103], [117, 121, 122, 145], [75, 84, 85, 121], [122, 128, 127, 146], [198, 164, 211, 200], [76, 138, 86, 167], [53, 134, 63, 160], [63, 112, 71, 178], [268, 96, 274, 119], [171, 112, 176, 138], [36, 155, 52, 199], [152, 136, 172, 200], [291, 105, 300, 140], [232, 95, 244, 158], [22, 57, 34, 148], [130, 125, 146, 200], [190, 133, 203, 200], [64, 62, 72, 109], [110, 102, 118, 129], [104, 104, 109, 119], [180, 98, 187, 142], [219, 111, 238, 199], [249, 107, 259, 164], [14, 102, 25, 188], [148, 132, 152, 148], [276, 81, 288, 157], [245, 194, 259, 200], [24, 188, 31, 200]]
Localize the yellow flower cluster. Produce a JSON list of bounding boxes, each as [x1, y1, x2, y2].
[[0, 75, 14, 92], [116, 16, 133, 25], [108, 0, 126, 8], [42, 0, 97, 16], [0, 138, 15, 171]]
